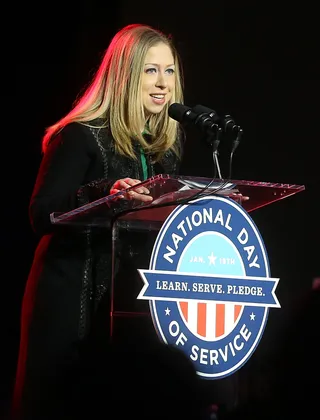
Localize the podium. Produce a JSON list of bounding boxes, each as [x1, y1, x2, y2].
[[50, 174, 305, 411]]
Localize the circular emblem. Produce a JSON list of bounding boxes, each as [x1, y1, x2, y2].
[[138, 195, 280, 379]]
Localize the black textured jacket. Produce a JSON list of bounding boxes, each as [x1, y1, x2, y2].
[[25, 121, 182, 341], [12, 120, 182, 419]]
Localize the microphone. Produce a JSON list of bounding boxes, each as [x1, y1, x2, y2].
[[168, 103, 223, 181], [227, 124, 243, 179], [187, 104, 238, 134], [168, 103, 242, 180], [192, 105, 238, 134], [168, 103, 219, 136], [222, 114, 237, 131], [168, 103, 198, 125], [192, 104, 220, 124], [169, 103, 238, 134]]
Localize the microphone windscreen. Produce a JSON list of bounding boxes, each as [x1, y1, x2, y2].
[[168, 103, 192, 122]]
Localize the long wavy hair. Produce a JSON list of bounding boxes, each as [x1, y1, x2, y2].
[[42, 23, 184, 161]]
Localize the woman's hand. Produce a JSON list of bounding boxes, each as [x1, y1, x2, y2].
[[110, 178, 153, 203], [229, 192, 250, 202]]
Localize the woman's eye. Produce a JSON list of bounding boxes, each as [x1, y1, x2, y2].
[[166, 68, 175, 75], [145, 68, 156, 74]]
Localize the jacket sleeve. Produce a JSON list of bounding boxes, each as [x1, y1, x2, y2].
[[29, 123, 99, 235]]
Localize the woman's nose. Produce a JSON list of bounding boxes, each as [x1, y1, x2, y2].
[[156, 72, 167, 88]]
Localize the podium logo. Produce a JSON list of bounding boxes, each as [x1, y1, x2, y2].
[[137, 196, 280, 379]]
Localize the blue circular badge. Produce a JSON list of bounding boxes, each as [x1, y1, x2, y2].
[[138, 195, 280, 379]]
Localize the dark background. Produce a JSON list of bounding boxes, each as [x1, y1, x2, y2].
[[2, 0, 319, 416]]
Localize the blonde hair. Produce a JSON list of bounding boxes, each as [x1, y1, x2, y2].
[[42, 23, 184, 161]]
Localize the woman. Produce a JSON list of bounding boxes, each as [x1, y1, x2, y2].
[[11, 23, 185, 419]]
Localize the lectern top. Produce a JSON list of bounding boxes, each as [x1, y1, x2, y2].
[[50, 174, 305, 227]]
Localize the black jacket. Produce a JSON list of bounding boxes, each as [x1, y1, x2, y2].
[[12, 121, 182, 419], [27, 120, 182, 335]]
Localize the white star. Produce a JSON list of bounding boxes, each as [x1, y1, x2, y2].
[[250, 312, 256, 320], [208, 252, 217, 265], [165, 307, 171, 315]]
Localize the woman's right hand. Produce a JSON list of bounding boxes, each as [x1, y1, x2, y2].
[[110, 178, 153, 203]]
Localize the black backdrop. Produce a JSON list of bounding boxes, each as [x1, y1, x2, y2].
[[2, 0, 319, 415]]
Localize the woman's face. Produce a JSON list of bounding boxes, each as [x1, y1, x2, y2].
[[142, 42, 175, 119]]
